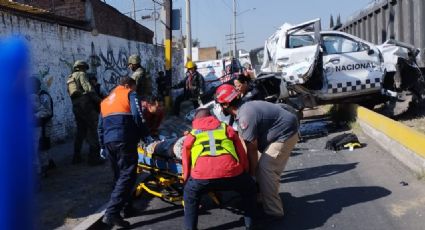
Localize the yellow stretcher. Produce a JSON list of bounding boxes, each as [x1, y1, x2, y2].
[[135, 146, 220, 205], [135, 146, 184, 203]]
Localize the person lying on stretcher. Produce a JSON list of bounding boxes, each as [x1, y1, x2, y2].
[[142, 136, 186, 160]]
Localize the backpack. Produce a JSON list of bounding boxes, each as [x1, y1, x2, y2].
[[325, 133, 361, 151], [39, 90, 53, 122], [67, 73, 82, 98]]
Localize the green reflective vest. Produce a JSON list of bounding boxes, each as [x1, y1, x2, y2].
[[190, 122, 239, 168]]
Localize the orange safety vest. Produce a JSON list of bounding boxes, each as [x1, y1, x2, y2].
[[101, 85, 132, 118]]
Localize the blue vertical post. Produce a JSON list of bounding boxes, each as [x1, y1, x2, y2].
[[0, 37, 33, 229]]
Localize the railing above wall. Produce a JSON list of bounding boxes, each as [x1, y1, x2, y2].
[[340, 0, 425, 66]]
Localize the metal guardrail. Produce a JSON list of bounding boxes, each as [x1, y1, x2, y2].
[[340, 0, 425, 67]]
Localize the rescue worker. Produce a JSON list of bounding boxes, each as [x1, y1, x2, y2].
[[67, 60, 103, 165], [98, 77, 147, 227], [156, 70, 169, 100], [242, 63, 255, 80], [89, 75, 106, 99], [172, 61, 205, 116], [31, 77, 52, 176], [215, 84, 299, 219], [141, 96, 164, 139], [182, 108, 256, 230], [128, 54, 152, 98], [233, 74, 263, 104]]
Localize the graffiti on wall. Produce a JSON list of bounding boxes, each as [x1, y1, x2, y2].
[[0, 10, 185, 142], [92, 43, 130, 92]]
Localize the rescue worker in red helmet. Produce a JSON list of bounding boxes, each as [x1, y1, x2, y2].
[[182, 108, 257, 230], [215, 84, 299, 220]]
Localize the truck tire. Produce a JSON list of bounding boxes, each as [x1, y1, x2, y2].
[[382, 90, 415, 117]]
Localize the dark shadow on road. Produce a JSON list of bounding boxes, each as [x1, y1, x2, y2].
[[141, 204, 181, 216], [130, 209, 185, 228], [204, 218, 245, 230], [264, 186, 391, 230], [281, 163, 358, 183]]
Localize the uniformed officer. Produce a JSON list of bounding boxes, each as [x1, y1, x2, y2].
[[98, 77, 147, 227], [67, 60, 103, 165], [128, 54, 152, 98], [182, 108, 256, 230], [215, 84, 299, 219]]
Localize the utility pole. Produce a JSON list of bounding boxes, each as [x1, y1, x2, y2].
[[132, 0, 136, 20], [164, 0, 172, 110], [225, 32, 244, 58], [233, 0, 237, 58], [153, 0, 157, 45], [186, 0, 192, 61]]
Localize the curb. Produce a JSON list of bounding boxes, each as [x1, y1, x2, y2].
[[356, 106, 425, 176], [72, 204, 106, 230], [72, 173, 151, 230]]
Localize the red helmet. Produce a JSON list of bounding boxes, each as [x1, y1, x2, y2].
[[215, 84, 239, 104]]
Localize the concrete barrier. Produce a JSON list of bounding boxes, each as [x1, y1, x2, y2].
[[357, 106, 425, 176]]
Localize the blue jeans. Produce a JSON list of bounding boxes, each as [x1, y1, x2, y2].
[[104, 142, 138, 217], [183, 173, 256, 230]]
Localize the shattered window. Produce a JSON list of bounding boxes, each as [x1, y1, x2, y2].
[[256, 49, 264, 65], [288, 35, 315, 48], [322, 35, 364, 54]]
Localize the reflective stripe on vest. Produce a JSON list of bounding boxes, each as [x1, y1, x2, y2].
[[189, 122, 239, 168], [101, 85, 132, 118]]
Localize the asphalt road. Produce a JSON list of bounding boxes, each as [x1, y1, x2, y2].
[[102, 117, 425, 230]]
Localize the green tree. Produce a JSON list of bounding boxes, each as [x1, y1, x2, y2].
[[336, 14, 342, 27]]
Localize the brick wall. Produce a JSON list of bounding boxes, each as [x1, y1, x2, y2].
[[13, 0, 153, 43], [90, 0, 153, 43], [15, 0, 86, 20], [0, 10, 184, 142]]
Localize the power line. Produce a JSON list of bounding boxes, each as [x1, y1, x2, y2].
[[152, 0, 164, 7], [221, 0, 232, 11], [122, 8, 154, 15]]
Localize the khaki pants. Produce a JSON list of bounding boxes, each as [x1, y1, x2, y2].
[[257, 133, 299, 216]]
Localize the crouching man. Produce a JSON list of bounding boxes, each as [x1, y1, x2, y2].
[[215, 84, 299, 219], [98, 77, 147, 227], [182, 108, 257, 230]]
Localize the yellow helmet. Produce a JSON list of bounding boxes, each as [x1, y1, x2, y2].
[[185, 61, 195, 69]]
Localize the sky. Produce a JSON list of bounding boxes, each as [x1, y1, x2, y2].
[[105, 0, 374, 53]]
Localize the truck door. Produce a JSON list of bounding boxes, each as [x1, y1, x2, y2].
[[321, 34, 384, 99], [276, 19, 321, 85]]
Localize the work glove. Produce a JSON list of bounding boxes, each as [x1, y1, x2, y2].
[[99, 149, 106, 159]]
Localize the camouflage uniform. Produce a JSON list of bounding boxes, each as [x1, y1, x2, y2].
[[129, 54, 152, 98], [67, 60, 103, 165]]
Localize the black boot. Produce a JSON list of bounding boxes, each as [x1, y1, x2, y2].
[[121, 205, 141, 218], [47, 159, 56, 170], [102, 215, 130, 228], [72, 153, 83, 164]]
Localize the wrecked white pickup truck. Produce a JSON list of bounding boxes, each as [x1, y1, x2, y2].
[[249, 19, 425, 116]]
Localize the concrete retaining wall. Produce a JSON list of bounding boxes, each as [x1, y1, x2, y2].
[[357, 107, 425, 176]]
